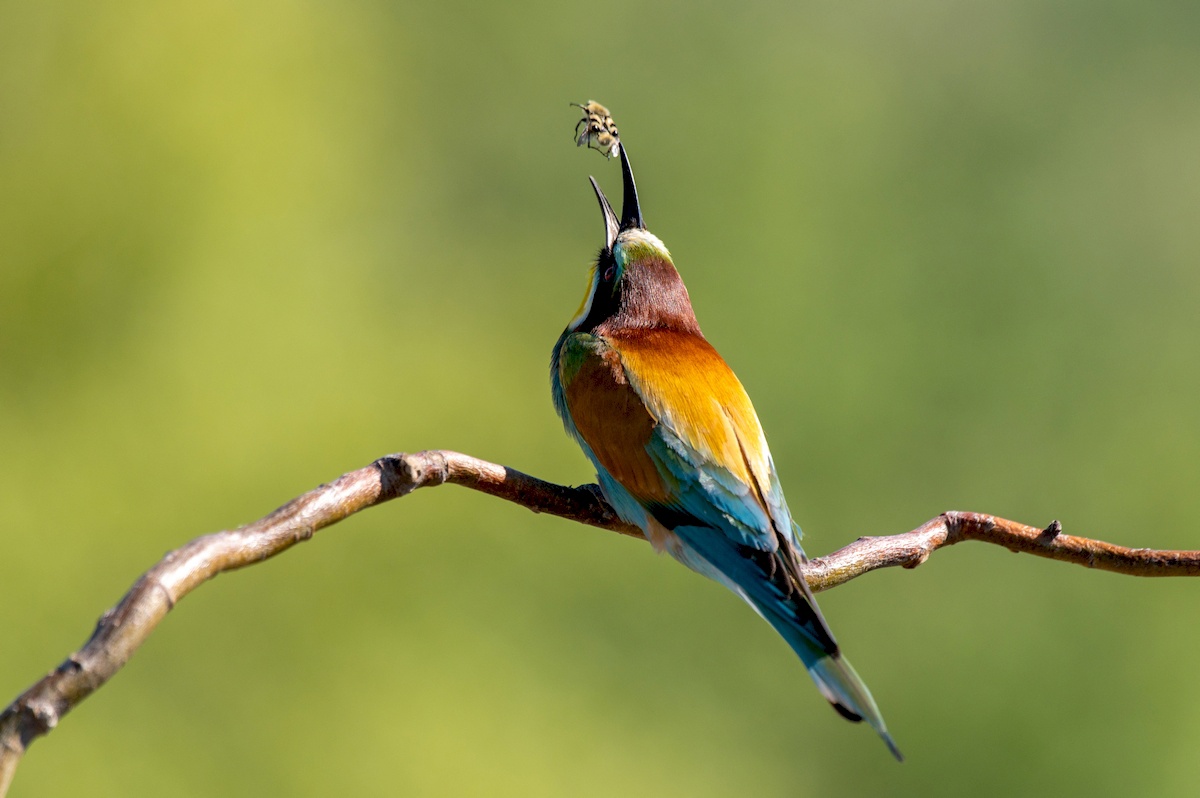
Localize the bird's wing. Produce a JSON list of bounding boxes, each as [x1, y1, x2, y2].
[[607, 328, 796, 550], [557, 328, 894, 754], [609, 328, 840, 658], [554, 328, 792, 545]]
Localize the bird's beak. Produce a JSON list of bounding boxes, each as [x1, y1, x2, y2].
[[618, 144, 644, 231], [589, 176, 620, 251]]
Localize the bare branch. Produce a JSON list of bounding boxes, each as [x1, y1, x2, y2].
[[804, 512, 1200, 592], [2, 450, 1199, 795]]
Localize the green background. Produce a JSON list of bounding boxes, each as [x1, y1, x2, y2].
[[3, 1, 1200, 795]]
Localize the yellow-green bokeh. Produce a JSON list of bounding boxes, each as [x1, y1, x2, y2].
[[4, 1, 1200, 795]]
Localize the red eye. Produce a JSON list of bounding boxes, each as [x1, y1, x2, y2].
[[603, 265, 616, 281]]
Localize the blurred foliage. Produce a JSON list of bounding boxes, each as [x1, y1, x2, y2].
[[3, 0, 1200, 795]]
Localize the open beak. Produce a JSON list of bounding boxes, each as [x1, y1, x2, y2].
[[588, 143, 643, 251]]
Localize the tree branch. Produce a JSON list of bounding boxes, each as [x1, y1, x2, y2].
[[2, 449, 1199, 795]]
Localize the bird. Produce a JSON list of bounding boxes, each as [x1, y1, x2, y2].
[[550, 144, 902, 761]]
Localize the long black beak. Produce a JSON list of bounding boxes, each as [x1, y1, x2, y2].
[[618, 144, 644, 231], [589, 176, 619, 250]]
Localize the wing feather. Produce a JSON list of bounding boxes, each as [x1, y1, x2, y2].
[[609, 329, 797, 549]]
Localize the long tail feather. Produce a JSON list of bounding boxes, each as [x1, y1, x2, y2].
[[670, 525, 902, 760], [751, 596, 902, 761], [809, 654, 903, 762]]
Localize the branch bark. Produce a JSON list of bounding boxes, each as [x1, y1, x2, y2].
[[2, 449, 1199, 795]]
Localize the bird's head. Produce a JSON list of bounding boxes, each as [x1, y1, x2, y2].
[[566, 146, 700, 336]]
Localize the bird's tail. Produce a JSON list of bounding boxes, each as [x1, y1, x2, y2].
[[809, 652, 903, 761], [668, 525, 902, 760], [757, 602, 903, 762]]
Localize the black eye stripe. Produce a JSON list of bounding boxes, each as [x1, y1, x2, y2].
[[603, 265, 615, 281]]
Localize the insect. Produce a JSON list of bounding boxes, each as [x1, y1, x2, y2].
[[573, 101, 621, 158]]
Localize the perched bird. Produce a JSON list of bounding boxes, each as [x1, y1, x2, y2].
[[551, 145, 901, 760]]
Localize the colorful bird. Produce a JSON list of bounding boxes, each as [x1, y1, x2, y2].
[[551, 145, 902, 760]]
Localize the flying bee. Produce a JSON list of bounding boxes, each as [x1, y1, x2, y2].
[[572, 101, 620, 158]]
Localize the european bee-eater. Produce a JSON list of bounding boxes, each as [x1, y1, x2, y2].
[[551, 146, 901, 760]]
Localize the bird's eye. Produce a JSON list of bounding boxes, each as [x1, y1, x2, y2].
[[603, 265, 615, 281]]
